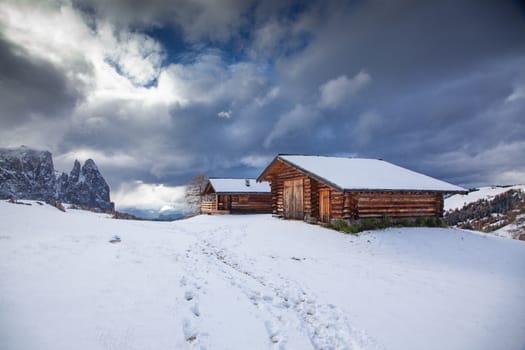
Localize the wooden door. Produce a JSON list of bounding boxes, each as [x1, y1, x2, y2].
[[319, 189, 331, 223], [221, 195, 231, 210], [283, 179, 303, 219]]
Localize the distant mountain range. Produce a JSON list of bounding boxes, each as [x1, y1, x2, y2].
[[0, 146, 114, 212], [118, 207, 186, 221]]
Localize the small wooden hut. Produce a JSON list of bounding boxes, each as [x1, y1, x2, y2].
[[200, 178, 272, 214], [257, 155, 467, 223]]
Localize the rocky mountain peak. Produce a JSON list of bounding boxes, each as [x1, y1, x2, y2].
[[0, 146, 56, 200], [83, 159, 97, 170], [69, 159, 81, 183], [58, 158, 113, 212], [0, 146, 114, 212]]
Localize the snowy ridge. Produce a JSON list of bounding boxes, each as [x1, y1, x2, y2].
[[1, 201, 524, 350], [444, 185, 525, 240], [444, 185, 524, 211]]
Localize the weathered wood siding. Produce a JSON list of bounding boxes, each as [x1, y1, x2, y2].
[[283, 179, 304, 219], [347, 192, 443, 219], [229, 194, 272, 213], [319, 189, 331, 223], [201, 192, 272, 214], [267, 161, 311, 219], [200, 201, 216, 213], [266, 160, 344, 221]]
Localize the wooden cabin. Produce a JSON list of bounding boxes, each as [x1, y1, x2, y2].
[[200, 178, 272, 214], [257, 155, 467, 223]]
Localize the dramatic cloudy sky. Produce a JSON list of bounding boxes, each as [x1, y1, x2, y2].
[[1, 0, 524, 211]]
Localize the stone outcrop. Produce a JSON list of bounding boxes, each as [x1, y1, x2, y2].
[[57, 159, 114, 212], [0, 146, 56, 200], [0, 146, 114, 212]]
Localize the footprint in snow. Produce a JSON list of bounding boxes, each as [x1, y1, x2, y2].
[[109, 235, 121, 243], [185, 290, 194, 301], [182, 319, 198, 343], [265, 320, 282, 344], [191, 303, 200, 317]]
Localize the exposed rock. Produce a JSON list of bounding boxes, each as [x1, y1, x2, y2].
[[57, 159, 114, 212], [0, 146, 114, 212], [46, 199, 66, 212], [112, 211, 144, 221], [0, 146, 56, 200]]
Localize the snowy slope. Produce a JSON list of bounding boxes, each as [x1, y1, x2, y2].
[[444, 185, 524, 211], [492, 214, 525, 239], [1, 201, 524, 350]]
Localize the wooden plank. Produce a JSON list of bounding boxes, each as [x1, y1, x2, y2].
[[283, 180, 293, 218], [319, 188, 330, 223], [294, 179, 303, 219]]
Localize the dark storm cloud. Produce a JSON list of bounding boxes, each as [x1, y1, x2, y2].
[[277, 0, 525, 87], [265, 0, 525, 186], [0, 35, 85, 127], [1, 0, 524, 205], [72, 0, 256, 43]]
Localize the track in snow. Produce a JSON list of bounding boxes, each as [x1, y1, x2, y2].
[[177, 224, 382, 350]]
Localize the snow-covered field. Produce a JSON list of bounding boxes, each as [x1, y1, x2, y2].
[[1, 201, 524, 350]]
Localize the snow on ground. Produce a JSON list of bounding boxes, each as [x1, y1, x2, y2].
[[1, 201, 525, 350], [444, 185, 524, 212], [493, 214, 525, 239]]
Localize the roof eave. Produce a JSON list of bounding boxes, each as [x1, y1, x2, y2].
[[214, 191, 271, 195], [256, 155, 281, 182], [342, 188, 468, 194]]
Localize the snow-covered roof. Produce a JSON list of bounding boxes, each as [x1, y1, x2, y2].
[[208, 178, 271, 194], [263, 155, 466, 193]]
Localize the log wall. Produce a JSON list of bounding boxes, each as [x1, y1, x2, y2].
[[229, 194, 272, 213], [348, 192, 443, 219], [201, 193, 272, 214], [267, 162, 311, 219]]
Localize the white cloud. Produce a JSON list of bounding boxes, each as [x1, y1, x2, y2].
[[249, 19, 287, 59], [98, 24, 165, 86], [218, 110, 233, 119], [318, 70, 371, 109], [505, 84, 525, 103], [158, 54, 267, 108], [255, 86, 280, 106], [0, 1, 177, 111], [112, 180, 187, 211], [422, 141, 525, 187], [0, 1, 268, 116], [240, 154, 273, 167], [352, 111, 383, 146], [54, 149, 139, 173], [264, 104, 320, 147]]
